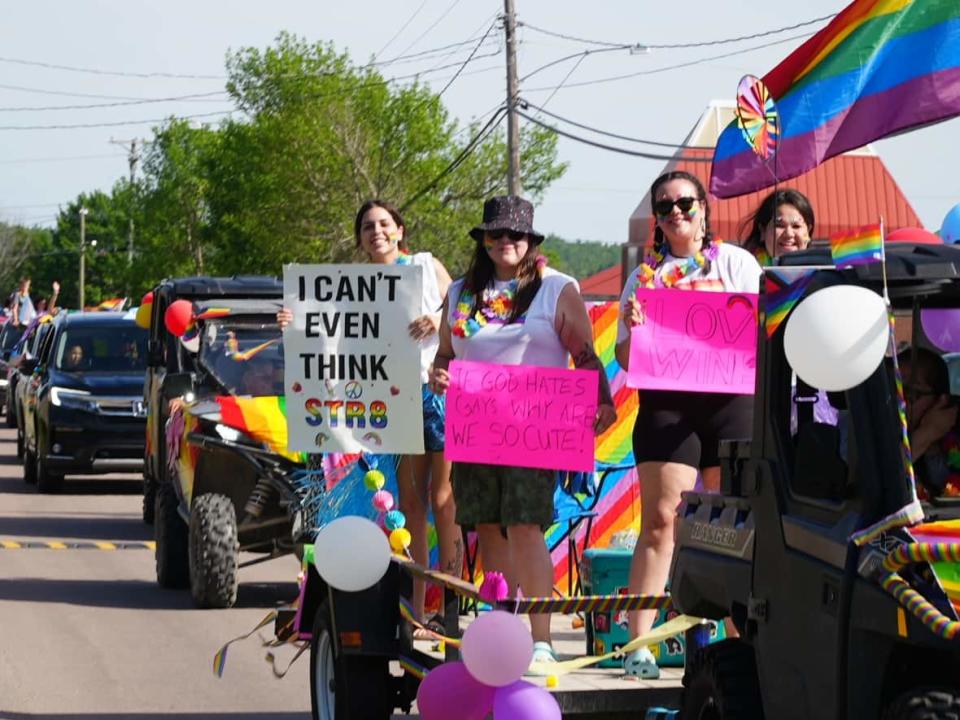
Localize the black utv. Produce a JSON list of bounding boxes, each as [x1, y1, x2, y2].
[[671, 243, 960, 720]]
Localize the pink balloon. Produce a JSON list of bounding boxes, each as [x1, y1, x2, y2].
[[461, 611, 533, 687], [372, 490, 394, 513], [416, 661, 495, 720], [493, 680, 562, 720]]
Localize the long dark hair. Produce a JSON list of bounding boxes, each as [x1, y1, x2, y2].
[[461, 236, 543, 323], [354, 199, 409, 253], [650, 171, 715, 270], [740, 188, 815, 254]]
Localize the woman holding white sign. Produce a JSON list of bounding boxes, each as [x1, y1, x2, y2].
[[429, 195, 616, 667], [280, 199, 459, 635], [615, 171, 761, 678]]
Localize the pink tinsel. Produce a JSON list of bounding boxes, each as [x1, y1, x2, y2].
[[478, 572, 509, 603]]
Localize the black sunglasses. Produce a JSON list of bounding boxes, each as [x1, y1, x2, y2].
[[487, 229, 527, 241], [654, 196, 698, 217]]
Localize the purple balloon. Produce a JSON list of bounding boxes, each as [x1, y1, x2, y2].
[[416, 661, 495, 720], [493, 680, 562, 720], [921, 309, 960, 353]]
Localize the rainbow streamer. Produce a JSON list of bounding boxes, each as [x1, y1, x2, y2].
[[880, 573, 960, 641], [764, 268, 816, 338], [830, 224, 883, 268], [211, 610, 277, 678], [228, 338, 279, 362]]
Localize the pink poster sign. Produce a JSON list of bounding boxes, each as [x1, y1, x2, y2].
[[445, 360, 599, 472], [627, 289, 759, 394]]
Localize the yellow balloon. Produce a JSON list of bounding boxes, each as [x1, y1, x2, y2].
[[389, 528, 412, 553], [135, 302, 152, 329]]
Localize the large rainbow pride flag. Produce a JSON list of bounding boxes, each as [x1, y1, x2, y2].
[[711, 0, 960, 198]]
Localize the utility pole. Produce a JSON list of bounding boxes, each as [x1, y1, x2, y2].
[[110, 138, 139, 263], [78, 207, 88, 310], [503, 0, 522, 195]]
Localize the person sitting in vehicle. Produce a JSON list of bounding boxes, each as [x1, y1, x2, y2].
[[62, 343, 88, 371], [237, 355, 281, 397], [900, 348, 959, 498]]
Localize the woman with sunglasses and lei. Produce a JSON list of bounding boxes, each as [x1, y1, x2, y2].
[[429, 195, 616, 668], [615, 171, 761, 678], [740, 188, 816, 266], [279, 199, 459, 637]]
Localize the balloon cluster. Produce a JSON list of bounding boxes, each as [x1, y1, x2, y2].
[[134, 291, 153, 329], [164, 299, 200, 353], [417, 611, 560, 720], [363, 469, 411, 555]]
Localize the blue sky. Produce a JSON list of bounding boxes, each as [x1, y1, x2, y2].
[[1, 0, 957, 246]]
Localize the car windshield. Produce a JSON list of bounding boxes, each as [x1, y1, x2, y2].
[[1, 324, 24, 351], [198, 320, 284, 397], [55, 322, 148, 372]]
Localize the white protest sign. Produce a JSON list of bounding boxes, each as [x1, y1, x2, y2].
[[283, 264, 424, 454]]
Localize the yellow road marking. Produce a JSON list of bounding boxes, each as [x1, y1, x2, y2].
[[47, 541, 67, 549], [1, 540, 21, 549], [94, 541, 117, 550], [144, 541, 156, 550]]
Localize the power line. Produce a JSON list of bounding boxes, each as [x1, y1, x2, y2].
[[521, 45, 627, 83], [0, 153, 124, 164], [519, 12, 834, 50], [373, 0, 431, 60], [0, 110, 232, 131], [391, 0, 471, 61], [0, 55, 224, 80], [377, 35, 499, 65], [0, 90, 229, 112], [517, 109, 712, 162], [531, 54, 586, 115], [524, 31, 816, 92], [433, 20, 498, 100], [520, 100, 712, 149]]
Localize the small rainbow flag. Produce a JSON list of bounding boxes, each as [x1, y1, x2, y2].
[[830, 224, 883, 268], [764, 268, 816, 338], [215, 395, 306, 463]]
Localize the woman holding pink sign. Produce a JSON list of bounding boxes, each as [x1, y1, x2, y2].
[[430, 195, 616, 667], [614, 171, 761, 678]]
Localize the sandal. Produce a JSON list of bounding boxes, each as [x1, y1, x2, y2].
[[525, 641, 558, 676], [623, 646, 660, 679]]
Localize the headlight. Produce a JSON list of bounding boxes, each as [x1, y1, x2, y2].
[[214, 423, 242, 442], [50, 387, 96, 412]]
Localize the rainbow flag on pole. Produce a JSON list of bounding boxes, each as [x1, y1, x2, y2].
[[764, 268, 817, 338], [830, 223, 883, 267], [711, 0, 960, 197]]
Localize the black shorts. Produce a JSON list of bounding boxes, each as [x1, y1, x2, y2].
[[632, 390, 753, 469]]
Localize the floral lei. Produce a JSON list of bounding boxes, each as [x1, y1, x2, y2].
[[452, 256, 547, 338], [394, 247, 412, 265], [754, 247, 772, 267], [635, 238, 723, 289], [940, 432, 960, 497]]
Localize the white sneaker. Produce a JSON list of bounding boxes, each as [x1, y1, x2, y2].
[[623, 647, 660, 679]]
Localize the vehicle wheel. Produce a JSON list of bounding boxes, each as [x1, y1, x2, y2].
[[35, 442, 63, 494], [310, 602, 393, 720], [680, 639, 764, 720], [188, 493, 239, 609], [883, 688, 960, 719], [155, 482, 189, 589], [23, 446, 37, 485], [5, 396, 15, 427], [15, 424, 23, 460], [142, 477, 156, 525]]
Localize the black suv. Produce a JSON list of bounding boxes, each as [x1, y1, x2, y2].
[[21, 311, 148, 492], [142, 276, 283, 524]]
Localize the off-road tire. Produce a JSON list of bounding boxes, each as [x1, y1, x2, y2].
[[23, 446, 36, 485], [884, 688, 960, 720], [310, 601, 393, 720], [142, 477, 156, 525], [16, 424, 23, 460], [35, 440, 63, 494], [680, 639, 764, 720], [188, 493, 239, 609], [5, 395, 16, 427], [155, 482, 189, 588]]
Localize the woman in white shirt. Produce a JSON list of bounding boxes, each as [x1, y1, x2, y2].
[[430, 195, 616, 666], [615, 172, 761, 678]]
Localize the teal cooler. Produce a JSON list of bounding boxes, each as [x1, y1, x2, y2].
[[581, 547, 724, 668]]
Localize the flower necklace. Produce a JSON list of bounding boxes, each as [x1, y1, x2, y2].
[[635, 238, 722, 290], [939, 432, 960, 497], [754, 247, 772, 267], [452, 256, 548, 338], [394, 247, 412, 265]]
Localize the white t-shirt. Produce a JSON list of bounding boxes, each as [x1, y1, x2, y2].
[[448, 268, 577, 369], [410, 252, 443, 382], [616, 242, 762, 344]]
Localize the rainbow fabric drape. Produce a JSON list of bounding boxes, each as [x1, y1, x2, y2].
[[215, 396, 307, 463], [712, 0, 960, 197]]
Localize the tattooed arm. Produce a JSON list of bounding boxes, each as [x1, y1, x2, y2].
[[555, 283, 617, 434]]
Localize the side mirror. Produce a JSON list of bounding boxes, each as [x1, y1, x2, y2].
[[147, 339, 164, 368], [161, 372, 195, 401]]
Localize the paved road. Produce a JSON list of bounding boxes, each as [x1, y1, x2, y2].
[[0, 425, 318, 720]]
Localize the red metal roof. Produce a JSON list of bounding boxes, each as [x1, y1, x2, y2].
[[628, 149, 923, 246], [579, 264, 623, 299]]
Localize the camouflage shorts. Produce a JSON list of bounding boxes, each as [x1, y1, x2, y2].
[[452, 462, 556, 529]]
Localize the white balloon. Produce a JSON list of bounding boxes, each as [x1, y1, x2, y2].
[[312, 516, 391, 592], [784, 285, 889, 391]]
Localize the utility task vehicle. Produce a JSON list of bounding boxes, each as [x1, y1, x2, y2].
[[144, 278, 314, 609], [671, 243, 960, 720]]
